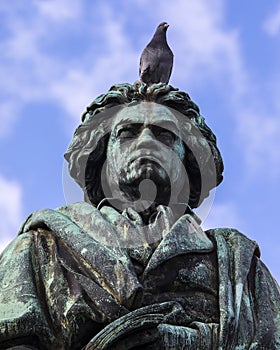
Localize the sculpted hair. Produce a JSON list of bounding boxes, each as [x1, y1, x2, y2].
[[65, 82, 224, 208]]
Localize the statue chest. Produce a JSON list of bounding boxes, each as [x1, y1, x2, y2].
[[137, 251, 219, 323]]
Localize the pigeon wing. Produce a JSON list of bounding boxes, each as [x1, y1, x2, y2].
[[157, 49, 173, 84], [139, 47, 160, 84]]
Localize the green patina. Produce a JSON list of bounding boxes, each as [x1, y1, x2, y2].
[[0, 82, 279, 349]]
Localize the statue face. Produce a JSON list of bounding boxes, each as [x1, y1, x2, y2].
[[105, 102, 186, 204]]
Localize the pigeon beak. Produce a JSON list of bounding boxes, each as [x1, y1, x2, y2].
[[164, 23, 169, 29]]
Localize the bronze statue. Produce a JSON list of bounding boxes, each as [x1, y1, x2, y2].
[[0, 83, 279, 349]]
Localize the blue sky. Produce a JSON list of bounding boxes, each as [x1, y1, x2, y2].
[[0, 0, 279, 282]]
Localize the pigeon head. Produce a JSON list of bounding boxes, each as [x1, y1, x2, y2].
[[157, 22, 169, 31], [151, 22, 170, 44]]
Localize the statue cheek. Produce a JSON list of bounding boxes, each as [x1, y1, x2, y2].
[[173, 141, 185, 161], [110, 147, 131, 176]]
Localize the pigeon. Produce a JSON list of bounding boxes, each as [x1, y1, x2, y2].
[[139, 22, 173, 86]]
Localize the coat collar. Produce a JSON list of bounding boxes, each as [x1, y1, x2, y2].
[[144, 213, 214, 274], [99, 203, 214, 272]]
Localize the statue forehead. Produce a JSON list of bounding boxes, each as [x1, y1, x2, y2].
[[112, 102, 179, 128]]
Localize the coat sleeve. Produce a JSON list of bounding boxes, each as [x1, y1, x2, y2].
[[207, 228, 280, 349], [247, 256, 280, 349], [0, 232, 56, 349]]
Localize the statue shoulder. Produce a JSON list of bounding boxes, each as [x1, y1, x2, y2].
[[206, 227, 260, 258], [1, 202, 103, 258], [17, 201, 101, 234]]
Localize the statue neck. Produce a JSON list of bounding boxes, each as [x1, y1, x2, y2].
[[96, 198, 193, 225]]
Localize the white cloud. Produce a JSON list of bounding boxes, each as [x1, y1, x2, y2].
[[0, 1, 139, 136], [34, 0, 83, 22], [0, 176, 23, 253], [263, 6, 280, 36], [0, 4, 62, 138], [49, 5, 139, 127], [237, 110, 280, 178]]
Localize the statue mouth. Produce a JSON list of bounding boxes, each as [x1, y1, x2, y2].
[[128, 153, 163, 168], [138, 162, 160, 180], [120, 155, 169, 193], [127, 156, 164, 179]]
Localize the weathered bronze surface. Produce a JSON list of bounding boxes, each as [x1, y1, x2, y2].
[[0, 82, 279, 349]]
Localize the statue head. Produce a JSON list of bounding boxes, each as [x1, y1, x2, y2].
[[65, 82, 223, 212]]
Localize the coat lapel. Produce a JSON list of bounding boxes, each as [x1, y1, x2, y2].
[[144, 214, 214, 274]]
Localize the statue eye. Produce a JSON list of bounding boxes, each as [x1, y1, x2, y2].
[[117, 128, 138, 140], [152, 126, 176, 144]]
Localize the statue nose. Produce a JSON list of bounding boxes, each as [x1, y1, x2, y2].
[[137, 127, 156, 147]]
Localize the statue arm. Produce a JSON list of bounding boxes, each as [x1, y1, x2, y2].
[[0, 232, 54, 349], [85, 302, 219, 350]]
